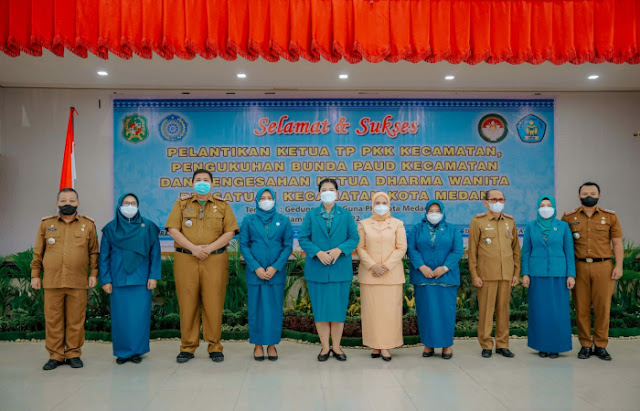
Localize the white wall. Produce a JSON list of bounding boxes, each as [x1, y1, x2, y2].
[[1, 88, 639, 255]]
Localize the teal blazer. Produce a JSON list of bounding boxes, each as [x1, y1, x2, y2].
[[239, 213, 293, 286], [299, 205, 359, 283], [521, 219, 576, 278]]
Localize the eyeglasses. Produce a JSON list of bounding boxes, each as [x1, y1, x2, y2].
[[486, 198, 506, 203], [122, 201, 138, 206]]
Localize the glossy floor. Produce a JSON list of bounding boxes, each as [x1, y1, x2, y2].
[[1, 337, 638, 411]]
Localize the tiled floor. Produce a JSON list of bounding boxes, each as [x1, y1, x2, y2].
[[1, 337, 639, 411]]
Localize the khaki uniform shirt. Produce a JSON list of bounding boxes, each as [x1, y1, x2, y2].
[[468, 212, 521, 281], [561, 206, 623, 259], [30, 214, 99, 289], [165, 194, 239, 246]]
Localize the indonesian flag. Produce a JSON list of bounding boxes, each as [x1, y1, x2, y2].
[[59, 108, 78, 190]]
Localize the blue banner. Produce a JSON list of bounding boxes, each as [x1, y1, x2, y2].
[[113, 98, 554, 241]]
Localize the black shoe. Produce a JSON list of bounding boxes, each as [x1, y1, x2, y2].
[[548, 353, 559, 359], [481, 349, 492, 358], [381, 353, 392, 362], [210, 352, 224, 362], [42, 359, 65, 371], [539, 352, 549, 358], [593, 347, 612, 361], [254, 347, 265, 362], [577, 346, 591, 359], [130, 354, 142, 364], [66, 357, 84, 368], [317, 349, 331, 362], [116, 357, 129, 365], [371, 350, 381, 358], [267, 346, 278, 361], [442, 351, 453, 360], [495, 348, 514, 358], [422, 349, 434, 358], [332, 349, 347, 361], [176, 352, 194, 363]]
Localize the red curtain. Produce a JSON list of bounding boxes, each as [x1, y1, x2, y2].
[[1, 0, 638, 64]]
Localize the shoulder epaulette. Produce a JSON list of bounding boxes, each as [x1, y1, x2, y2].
[[213, 196, 227, 202], [474, 212, 487, 218], [502, 213, 514, 220], [41, 215, 56, 221], [564, 208, 579, 216], [601, 208, 616, 214], [82, 215, 96, 223], [180, 193, 193, 201]]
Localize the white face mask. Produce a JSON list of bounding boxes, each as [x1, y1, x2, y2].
[[538, 206, 555, 219], [320, 191, 337, 204], [426, 212, 443, 225], [373, 204, 389, 216], [120, 205, 138, 219], [259, 200, 275, 211], [489, 202, 505, 214]]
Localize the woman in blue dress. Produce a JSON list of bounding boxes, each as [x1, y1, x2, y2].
[[407, 200, 463, 359], [299, 178, 359, 362], [239, 188, 293, 361], [99, 193, 161, 364], [521, 195, 575, 358]]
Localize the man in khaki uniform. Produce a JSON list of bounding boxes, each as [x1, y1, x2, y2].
[[468, 189, 521, 358], [562, 182, 623, 361], [30, 188, 99, 370], [166, 169, 238, 363]]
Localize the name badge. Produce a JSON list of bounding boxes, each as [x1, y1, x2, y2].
[[46, 228, 57, 231]]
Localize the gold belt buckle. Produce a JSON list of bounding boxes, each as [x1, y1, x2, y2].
[[585, 258, 594, 263]]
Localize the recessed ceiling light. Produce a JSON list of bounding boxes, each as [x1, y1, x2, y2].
[[339, 74, 349, 79], [445, 75, 455, 80], [588, 75, 599, 80], [97, 71, 108, 76], [237, 73, 247, 79]]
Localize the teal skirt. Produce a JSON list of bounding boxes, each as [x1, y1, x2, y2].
[[307, 280, 351, 322]]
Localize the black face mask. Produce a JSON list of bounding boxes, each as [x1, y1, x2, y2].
[[59, 205, 78, 216], [580, 196, 599, 207]]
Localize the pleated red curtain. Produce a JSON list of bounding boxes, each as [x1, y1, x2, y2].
[[1, 0, 638, 64]]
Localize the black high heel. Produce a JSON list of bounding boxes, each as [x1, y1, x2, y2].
[[254, 346, 265, 361], [267, 346, 278, 361]]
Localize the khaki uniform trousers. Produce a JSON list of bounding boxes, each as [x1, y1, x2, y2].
[[574, 260, 614, 348], [477, 280, 511, 350], [44, 288, 87, 361], [174, 251, 229, 354]]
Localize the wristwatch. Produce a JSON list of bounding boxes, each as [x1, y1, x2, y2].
[[443, 266, 449, 272]]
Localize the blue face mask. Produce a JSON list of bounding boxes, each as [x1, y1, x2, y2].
[[194, 181, 211, 195]]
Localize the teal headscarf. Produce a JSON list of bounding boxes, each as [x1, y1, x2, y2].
[[423, 199, 446, 245], [102, 193, 160, 274], [255, 188, 277, 224], [536, 195, 557, 241]]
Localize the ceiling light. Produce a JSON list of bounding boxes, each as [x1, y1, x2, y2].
[[97, 71, 108, 76], [588, 75, 599, 80], [339, 74, 349, 79], [237, 73, 247, 79], [445, 75, 455, 80]]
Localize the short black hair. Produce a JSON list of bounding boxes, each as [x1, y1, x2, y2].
[[193, 169, 213, 181], [318, 178, 339, 192], [57, 187, 78, 200], [579, 182, 600, 194], [484, 189, 504, 200]]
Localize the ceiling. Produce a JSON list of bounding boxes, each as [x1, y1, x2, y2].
[[1, 50, 640, 92]]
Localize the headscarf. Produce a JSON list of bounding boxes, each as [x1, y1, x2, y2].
[[371, 192, 392, 221], [255, 188, 277, 224], [102, 193, 160, 274], [423, 199, 446, 226], [536, 194, 557, 241]]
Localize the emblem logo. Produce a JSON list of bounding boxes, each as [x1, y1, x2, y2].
[[123, 114, 149, 143], [159, 114, 188, 141], [478, 114, 508, 143], [517, 114, 546, 143]]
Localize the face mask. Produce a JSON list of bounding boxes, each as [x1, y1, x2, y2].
[[194, 181, 211, 195], [426, 212, 443, 225], [120, 205, 138, 218], [580, 196, 599, 207], [59, 205, 77, 216], [489, 202, 505, 214], [373, 205, 389, 216], [320, 191, 337, 204], [538, 206, 555, 219], [259, 200, 275, 211]]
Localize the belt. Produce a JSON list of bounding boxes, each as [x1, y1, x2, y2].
[[576, 257, 612, 263], [175, 246, 227, 255]]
